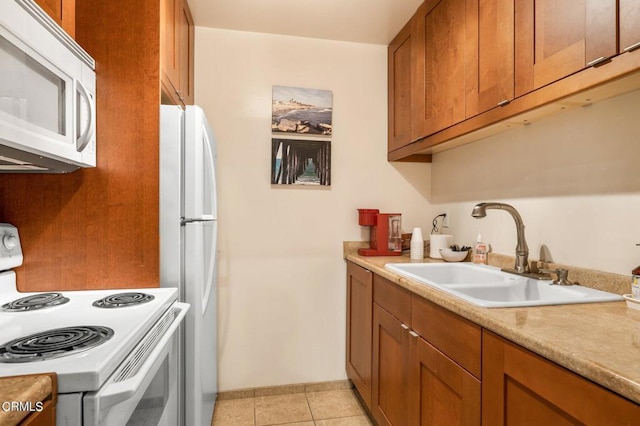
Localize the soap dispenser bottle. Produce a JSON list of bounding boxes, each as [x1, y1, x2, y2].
[[473, 233, 488, 265]]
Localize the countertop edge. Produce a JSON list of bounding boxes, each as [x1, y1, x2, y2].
[[0, 374, 54, 425]]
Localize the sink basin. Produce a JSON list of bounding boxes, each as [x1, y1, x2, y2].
[[385, 262, 623, 308]]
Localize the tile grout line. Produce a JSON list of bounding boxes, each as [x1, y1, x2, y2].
[[253, 396, 257, 426], [304, 391, 316, 424]]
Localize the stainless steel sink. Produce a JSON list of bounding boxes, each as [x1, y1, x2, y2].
[[385, 263, 623, 308]]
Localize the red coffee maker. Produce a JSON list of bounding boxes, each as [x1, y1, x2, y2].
[[357, 209, 403, 256]]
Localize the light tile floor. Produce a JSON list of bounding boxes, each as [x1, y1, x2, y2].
[[212, 389, 373, 426]]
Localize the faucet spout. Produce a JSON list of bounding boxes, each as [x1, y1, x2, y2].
[[471, 202, 529, 273]]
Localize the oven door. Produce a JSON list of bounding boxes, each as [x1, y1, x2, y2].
[[83, 302, 188, 426]]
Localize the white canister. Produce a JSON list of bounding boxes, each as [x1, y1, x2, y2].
[[429, 234, 453, 259]]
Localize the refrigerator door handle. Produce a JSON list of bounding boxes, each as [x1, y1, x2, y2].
[[181, 216, 217, 225]]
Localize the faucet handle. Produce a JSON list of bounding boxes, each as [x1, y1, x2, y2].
[[538, 268, 577, 286]]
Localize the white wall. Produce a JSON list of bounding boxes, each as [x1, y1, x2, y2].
[[430, 89, 640, 275], [194, 27, 431, 391]]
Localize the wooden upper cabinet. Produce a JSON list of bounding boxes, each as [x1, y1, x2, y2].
[[413, 0, 514, 138], [515, 0, 617, 97], [388, 19, 414, 152], [161, 0, 179, 92], [388, 0, 640, 160], [620, 1, 640, 54], [161, 0, 195, 106], [413, 0, 468, 137], [466, 0, 514, 116], [178, 2, 195, 105], [35, 0, 75, 37]]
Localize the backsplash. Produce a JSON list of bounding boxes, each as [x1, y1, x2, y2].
[[486, 253, 630, 296]]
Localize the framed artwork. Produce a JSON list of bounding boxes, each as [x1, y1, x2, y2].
[[271, 138, 331, 185], [271, 85, 333, 186], [272, 85, 332, 137]]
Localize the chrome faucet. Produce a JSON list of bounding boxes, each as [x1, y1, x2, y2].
[[471, 202, 530, 274]]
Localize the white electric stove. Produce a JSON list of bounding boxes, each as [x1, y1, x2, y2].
[[0, 224, 188, 426]]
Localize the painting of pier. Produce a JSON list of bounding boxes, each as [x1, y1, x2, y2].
[[271, 138, 331, 186]]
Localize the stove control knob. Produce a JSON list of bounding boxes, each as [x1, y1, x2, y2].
[[3, 234, 18, 251]]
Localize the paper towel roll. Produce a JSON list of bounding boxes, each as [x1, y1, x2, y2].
[[429, 234, 453, 259]]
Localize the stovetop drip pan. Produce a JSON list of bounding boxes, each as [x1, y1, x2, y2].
[[0, 325, 114, 363], [92, 292, 155, 308], [1, 292, 70, 312]]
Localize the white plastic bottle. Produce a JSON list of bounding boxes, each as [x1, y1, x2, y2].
[[473, 233, 488, 265], [410, 227, 424, 260]]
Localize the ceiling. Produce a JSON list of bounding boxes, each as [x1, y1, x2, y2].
[[187, 0, 424, 45]]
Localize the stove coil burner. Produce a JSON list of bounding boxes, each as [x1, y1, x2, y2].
[[92, 292, 155, 308], [0, 326, 114, 363], [1, 293, 70, 312]]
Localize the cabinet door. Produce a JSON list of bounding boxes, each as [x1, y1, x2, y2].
[[178, 0, 195, 105], [466, 0, 514, 117], [483, 330, 640, 425], [346, 262, 373, 409], [161, 0, 194, 106], [409, 335, 480, 426], [372, 304, 410, 426], [515, 0, 617, 97], [34, 0, 75, 37], [414, 0, 469, 136], [388, 19, 414, 152], [620, 1, 640, 54], [161, 0, 179, 93]]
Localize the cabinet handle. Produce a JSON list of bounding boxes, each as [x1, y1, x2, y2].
[[400, 323, 409, 330], [497, 100, 510, 107], [623, 41, 640, 53], [408, 331, 419, 338], [587, 56, 609, 67]]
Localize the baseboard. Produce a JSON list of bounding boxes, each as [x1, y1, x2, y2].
[[217, 379, 353, 400]]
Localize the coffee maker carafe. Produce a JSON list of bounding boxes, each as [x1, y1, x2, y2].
[[357, 209, 402, 256]]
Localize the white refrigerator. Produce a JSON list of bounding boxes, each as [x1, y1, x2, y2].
[[160, 105, 218, 426]]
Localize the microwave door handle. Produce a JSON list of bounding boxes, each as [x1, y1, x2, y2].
[[75, 80, 94, 152], [95, 302, 189, 410]]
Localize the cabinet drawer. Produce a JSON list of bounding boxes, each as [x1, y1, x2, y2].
[[411, 295, 481, 379], [373, 274, 411, 325]]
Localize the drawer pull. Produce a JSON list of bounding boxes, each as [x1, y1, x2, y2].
[[400, 323, 409, 330], [409, 331, 419, 338], [623, 41, 640, 53], [587, 56, 609, 67], [497, 100, 510, 107]]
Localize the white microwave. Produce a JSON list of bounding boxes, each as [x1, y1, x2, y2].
[[0, 0, 96, 173]]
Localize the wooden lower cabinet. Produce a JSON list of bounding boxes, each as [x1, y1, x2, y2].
[[348, 267, 640, 425], [346, 262, 373, 408], [483, 330, 640, 425], [21, 399, 55, 426], [409, 334, 480, 426], [372, 303, 410, 426], [366, 269, 482, 426]]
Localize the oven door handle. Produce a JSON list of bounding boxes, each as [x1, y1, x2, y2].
[[95, 302, 189, 410]]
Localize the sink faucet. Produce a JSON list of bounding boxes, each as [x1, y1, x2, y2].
[[471, 202, 529, 274]]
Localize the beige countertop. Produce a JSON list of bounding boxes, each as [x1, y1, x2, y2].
[[344, 243, 640, 405], [0, 374, 54, 425]]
